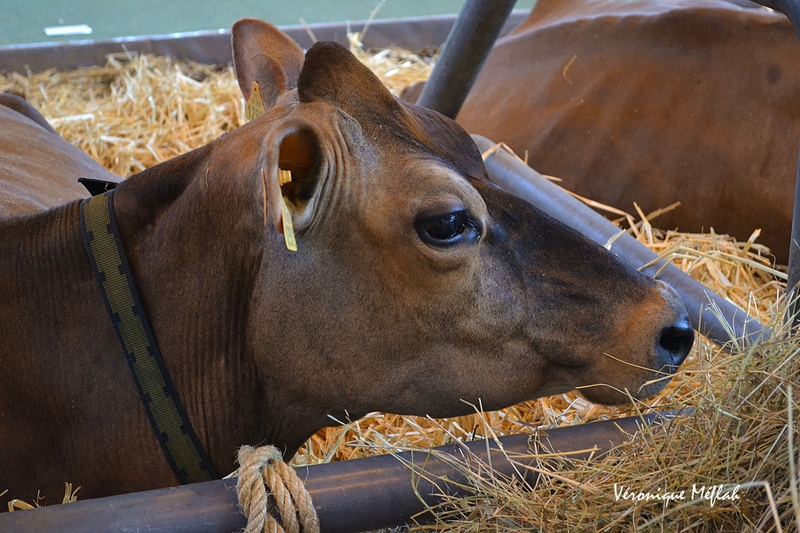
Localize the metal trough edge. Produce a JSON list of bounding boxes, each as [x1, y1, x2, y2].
[[0, 11, 530, 74]]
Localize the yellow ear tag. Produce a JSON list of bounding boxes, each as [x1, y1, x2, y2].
[[279, 169, 297, 251], [245, 81, 266, 121], [278, 169, 293, 186], [281, 199, 297, 251]]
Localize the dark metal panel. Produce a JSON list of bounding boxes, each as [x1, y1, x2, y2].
[[0, 12, 529, 74]]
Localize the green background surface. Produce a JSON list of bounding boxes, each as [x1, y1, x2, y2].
[[0, 1, 535, 47]]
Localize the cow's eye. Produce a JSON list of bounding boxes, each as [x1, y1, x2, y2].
[[415, 210, 480, 247]]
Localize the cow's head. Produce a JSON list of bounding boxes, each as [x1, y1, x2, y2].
[[229, 19, 692, 443]]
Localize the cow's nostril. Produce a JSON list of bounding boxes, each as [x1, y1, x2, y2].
[[659, 320, 694, 364]]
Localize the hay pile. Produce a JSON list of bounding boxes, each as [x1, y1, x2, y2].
[[2, 36, 796, 530], [0, 35, 433, 177], [1, 55, 244, 176]]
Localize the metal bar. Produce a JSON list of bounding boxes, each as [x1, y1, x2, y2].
[[415, 0, 517, 118], [473, 135, 769, 347], [788, 144, 800, 328], [0, 412, 679, 533]]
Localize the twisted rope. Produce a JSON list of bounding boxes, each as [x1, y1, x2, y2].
[[237, 445, 320, 533]]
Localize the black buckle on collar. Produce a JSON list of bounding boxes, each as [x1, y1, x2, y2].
[[78, 177, 118, 196]]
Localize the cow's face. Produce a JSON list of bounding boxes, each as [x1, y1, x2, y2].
[[233, 20, 693, 425], [342, 153, 693, 410]]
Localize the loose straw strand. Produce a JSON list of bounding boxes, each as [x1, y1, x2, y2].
[[237, 445, 320, 533]]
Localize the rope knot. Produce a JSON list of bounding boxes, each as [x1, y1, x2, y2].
[[237, 445, 320, 533]]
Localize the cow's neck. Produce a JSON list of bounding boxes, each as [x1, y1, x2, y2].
[[109, 141, 319, 472], [1, 133, 328, 483], [0, 202, 175, 495]]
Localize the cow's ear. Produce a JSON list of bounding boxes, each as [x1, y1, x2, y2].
[[258, 117, 325, 236], [297, 41, 411, 130], [297, 40, 486, 183], [232, 18, 305, 110]]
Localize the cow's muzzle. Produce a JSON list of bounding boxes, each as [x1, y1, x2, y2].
[[651, 280, 694, 375]]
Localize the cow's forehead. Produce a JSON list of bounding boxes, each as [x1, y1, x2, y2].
[[279, 94, 488, 187], [397, 100, 488, 182]]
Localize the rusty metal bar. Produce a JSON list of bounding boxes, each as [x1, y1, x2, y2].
[[415, 0, 517, 118], [473, 135, 769, 346], [0, 412, 679, 533]]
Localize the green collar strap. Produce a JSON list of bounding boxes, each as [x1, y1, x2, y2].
[[80, 190, 217, 484]]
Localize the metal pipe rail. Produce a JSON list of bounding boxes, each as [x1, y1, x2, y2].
[[473, 135, 770, 347], [415, 0, 517, 118], [0, 412, 679, 533]]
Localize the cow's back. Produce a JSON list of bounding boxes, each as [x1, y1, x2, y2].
[[457, 0, 800, 262], [0, 98, 119, 217]]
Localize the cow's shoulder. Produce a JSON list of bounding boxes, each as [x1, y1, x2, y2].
[[0, 97, 120, 217]]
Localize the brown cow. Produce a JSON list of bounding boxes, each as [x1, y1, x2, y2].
[[409, 0, 800, 264], [0, 93, 121, 216], [0, 20, 693, 507]]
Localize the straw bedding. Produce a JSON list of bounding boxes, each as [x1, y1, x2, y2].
[[2, 37, 797, 531]]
